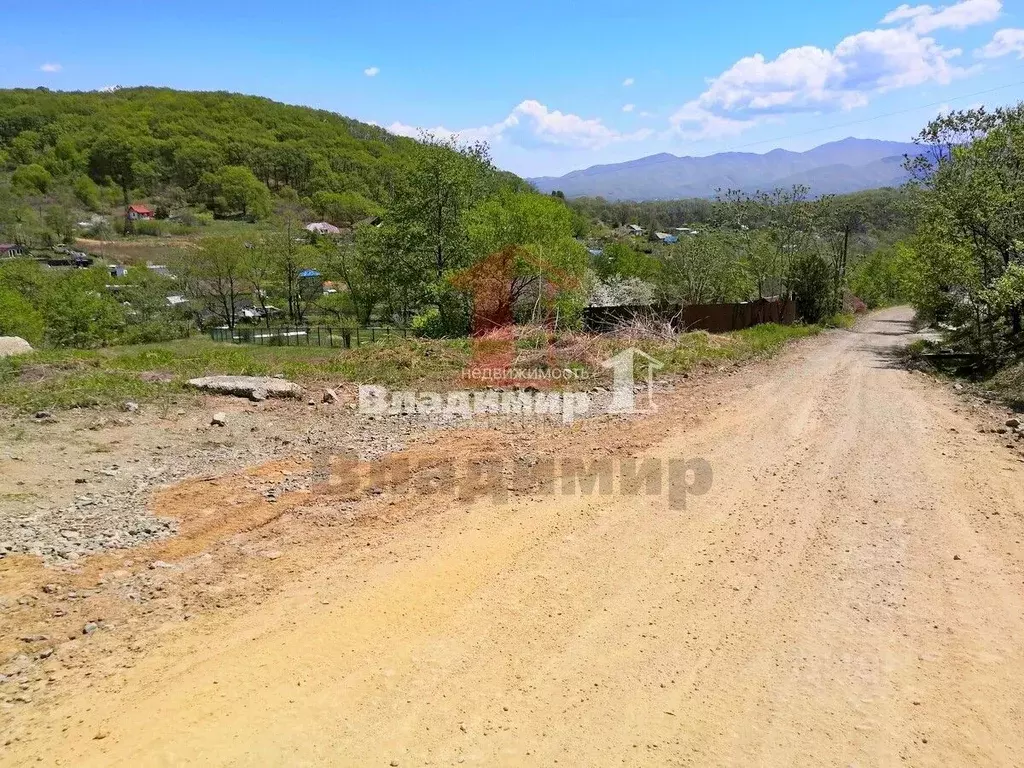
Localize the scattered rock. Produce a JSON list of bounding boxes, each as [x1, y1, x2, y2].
[[264, 550, 282, 560], [123, 401, 140, 413], [211, 412, 228, 427], [1007, 418, 1020, 429], [187, 375, 304, 400], [148, 560, 174, 570], [82, 622, 99, 635], [322, 388, 340, 404], [0, 336, 33, 358], [953, 554, 962, 561]]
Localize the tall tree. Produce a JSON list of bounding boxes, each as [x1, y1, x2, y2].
[[88, 131, 141, 233], [186, 237, 249, 330]]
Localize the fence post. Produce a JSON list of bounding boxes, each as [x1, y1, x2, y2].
[[371, 327, 376, 343]]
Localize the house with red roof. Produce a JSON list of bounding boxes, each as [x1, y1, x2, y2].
[[127, 204, 155, 221]]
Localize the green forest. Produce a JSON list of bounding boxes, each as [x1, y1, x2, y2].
[[1, 87, 1023, 394], [0, 86, 522, 233]]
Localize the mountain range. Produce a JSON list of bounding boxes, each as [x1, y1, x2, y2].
[[528, 138, 922, 200]]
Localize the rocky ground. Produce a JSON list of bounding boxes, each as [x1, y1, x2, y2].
[[2, 310, 1024, 766], [0, 374, 663, 564], [0, 390, 415, 562]]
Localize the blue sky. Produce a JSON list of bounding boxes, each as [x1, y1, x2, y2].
[[2, 0, 1024, 177]]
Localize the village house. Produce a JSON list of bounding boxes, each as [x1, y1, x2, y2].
[[0, 244, 27, 259], [127, 204, 155, 221], [305, 222, 341, 235]]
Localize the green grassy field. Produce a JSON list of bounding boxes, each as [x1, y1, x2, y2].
[[0, 323, 829, 413]]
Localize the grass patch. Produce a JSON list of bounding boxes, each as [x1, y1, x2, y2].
[[985, 361, 1024, 410], [0, 323, 818, 413], [0, 336, 472, 413], [637, 323, 821, 375], [822, 312, 857, 329]]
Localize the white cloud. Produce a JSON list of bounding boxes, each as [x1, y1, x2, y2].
[[364, 66, 380, 77], [39, 63, 61, 73], [669, 102, 759, 140], [667, 0, 991, 139], [622, 77, 635, 87], [387, 100, 651, 150], [622, 103, 635, 112], [977, 27, 1024, 58], [881, 0, 1000, 34]]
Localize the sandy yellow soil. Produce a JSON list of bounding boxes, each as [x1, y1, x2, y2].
[[3, 308, 1023, 767]]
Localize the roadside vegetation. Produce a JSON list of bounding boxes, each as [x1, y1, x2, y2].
[[0, 321, 825, 413], [852, 104, 1024, 402]]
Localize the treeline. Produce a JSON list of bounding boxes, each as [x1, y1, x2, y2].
[[0, 87, 524, 234], [0, 258, 186, 347], [565, 186, 915, 239], [582, 187, 897, 323], [181, 136, 587, 337], [897, 103, 1024, 364]]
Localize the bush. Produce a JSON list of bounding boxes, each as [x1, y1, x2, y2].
[[411, 307, 448, 338], [117, 320, 192, 345], [72, 175, 103, 211], [849, 243, 915, 308], [0, 287, 46, 343], [791, 252, 838, 324], [133, 219, 194, 237], [42, 271, 126, 347]]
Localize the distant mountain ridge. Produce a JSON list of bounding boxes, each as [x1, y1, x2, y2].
[[528, 138, 922, 200]]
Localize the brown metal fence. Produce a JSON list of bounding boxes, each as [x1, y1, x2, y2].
[[208, 326, 409, 348], [584, 298, 796, 334], [681, 298, 796, 333]]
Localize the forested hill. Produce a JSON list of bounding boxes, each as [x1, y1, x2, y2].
[[0, 87, 519, 220]]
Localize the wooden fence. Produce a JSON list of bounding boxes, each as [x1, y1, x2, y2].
[[208, 325, 409, 348]]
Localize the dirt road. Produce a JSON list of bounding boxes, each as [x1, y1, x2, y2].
[[5, 307, 1024, 766]]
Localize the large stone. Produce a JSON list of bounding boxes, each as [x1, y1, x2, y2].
[[187, 375, 304, 400], [0, 336, 33, 358]]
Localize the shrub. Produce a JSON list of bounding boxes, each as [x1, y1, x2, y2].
[[791, 252, 838, 324], [411, 307, 448, 338], [0, 287, 46, 343]]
